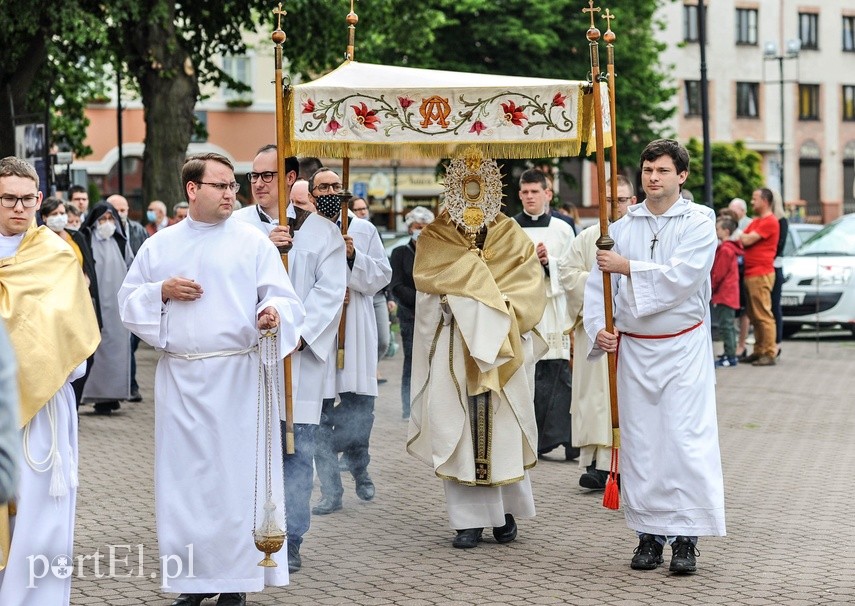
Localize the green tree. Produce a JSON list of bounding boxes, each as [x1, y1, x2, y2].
[[684, 138, 765, 211], [283, 0, 674, 168], [0, 0, 108, 159]]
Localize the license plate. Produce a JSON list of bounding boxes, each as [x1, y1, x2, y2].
[[781, 296, 801, 306]]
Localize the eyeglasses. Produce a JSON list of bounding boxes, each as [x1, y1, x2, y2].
[[606, 197, 631, 205], [195, 181, 240, 193], [313, 182, 343, 194], [0, 194, 39, 208], [246, 171, 278, 183], [352, 206, 368, 212]]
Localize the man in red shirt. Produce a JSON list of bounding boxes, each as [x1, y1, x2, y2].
[[739, 188, 780, 366]]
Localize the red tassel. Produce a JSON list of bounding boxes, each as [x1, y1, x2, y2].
[[602, 446, 620, 510]]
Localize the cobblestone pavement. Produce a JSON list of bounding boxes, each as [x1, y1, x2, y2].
[[71, 333, 855, 605]]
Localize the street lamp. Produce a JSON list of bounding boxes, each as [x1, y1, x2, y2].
[[763, 38, 800, 204]]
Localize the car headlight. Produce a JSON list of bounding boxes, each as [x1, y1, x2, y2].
[[817, 265, 853, 286]]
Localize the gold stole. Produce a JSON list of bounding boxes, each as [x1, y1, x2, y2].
[[0, 222, 101, 570]]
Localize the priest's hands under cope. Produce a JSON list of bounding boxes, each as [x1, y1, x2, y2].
[[161, 277, 203, 303], [596, 250, 631, 276]]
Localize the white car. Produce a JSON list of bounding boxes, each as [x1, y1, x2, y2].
[[781, 215, 855, 337]]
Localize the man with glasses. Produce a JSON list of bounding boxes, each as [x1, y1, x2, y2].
[[0, 157, 100, 606], [119, 153, 305, 606], [68, 184, 89, 219], [558, 175, 635, 492], [308, 168, 392, 516], [234, 146, 347, 573]]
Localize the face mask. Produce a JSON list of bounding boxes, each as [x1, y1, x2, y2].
[[45, 214, 68, 232], [146, 210, 157, 223], [117, 211, 128, 222], [315, 194, 341, 220], [411, 229, 422, 241], [96, 221, 116, 240]]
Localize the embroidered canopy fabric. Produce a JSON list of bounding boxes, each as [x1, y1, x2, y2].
[[287, 61, 610, 160]]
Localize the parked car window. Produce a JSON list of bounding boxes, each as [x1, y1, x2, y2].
[[796, 218, 855, 257]]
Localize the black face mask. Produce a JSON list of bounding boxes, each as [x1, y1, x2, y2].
[[316, 194, 341, 220]]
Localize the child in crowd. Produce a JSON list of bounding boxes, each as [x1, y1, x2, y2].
[[711, 216, 743, 367]]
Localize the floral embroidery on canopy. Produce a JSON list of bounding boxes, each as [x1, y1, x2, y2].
[[286, 61, 610, 160]]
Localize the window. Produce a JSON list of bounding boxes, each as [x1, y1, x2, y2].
[[735, 8, 758, 45], [799, 13, 819, 50], [799, 84, 820, 120], [844, 86, 855, 121], [683, 5, 700, 42], [222, 55, 252, 99], [684, 80, 701, 116], [844, 16, 855, 52], [736, 82, 760, 118]]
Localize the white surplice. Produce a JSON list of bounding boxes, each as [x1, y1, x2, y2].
[[233, 205, 347, 424], [557, 224, 612, 469], [583, 198, 725, 537], [515, 213, 575, 359], [118, 216, 305, 593], [0, 364, 83, 606], [332, 214, 391, 396]]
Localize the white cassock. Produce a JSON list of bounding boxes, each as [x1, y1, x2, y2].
[[584, 199, 726, 537], [557, 224, 612, 470], [514, 213, 574, 359], [118, 216, 305, 593], [333, 213, 391, 396], [233, 206, 347, 423], [0, 364, 83, 606], [409, 294, 544, 529]]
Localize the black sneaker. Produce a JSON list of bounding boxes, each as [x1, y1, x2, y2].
[[287, 541, 301, 573], [630, 534, 664, 570], [579, 468, 609, 491], [669, 536, 699, 574]]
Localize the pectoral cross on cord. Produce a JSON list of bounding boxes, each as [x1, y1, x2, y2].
[[647, 217, 665, 259], [650, 233, 658, 258]]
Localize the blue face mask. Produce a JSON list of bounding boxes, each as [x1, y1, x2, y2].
[[146, 210, 157, 223]]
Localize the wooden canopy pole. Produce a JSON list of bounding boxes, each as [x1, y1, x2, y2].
[[604, 9, 620, 224], [583, 0, 620, 509], [336, 1, 359, 369], [272, 3, 295, 454]]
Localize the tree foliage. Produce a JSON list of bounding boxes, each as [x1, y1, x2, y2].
[[684, 138, 765, 211], [1, 0, 674, 205]]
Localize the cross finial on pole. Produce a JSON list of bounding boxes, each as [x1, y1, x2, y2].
[[602, 8, 615, 30], [583, 1, 601, 29], [273, 2, 287, 30]]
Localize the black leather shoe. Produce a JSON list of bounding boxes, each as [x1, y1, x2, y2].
[[669, 536, 699, 574], [170, 594, 215, 606], [631, 534, 664, 570], [287, 541, 301, 573], [311, 495, 342, 515], [579, 468, 609, 491], [565, 446, 581, 461], [128, 391, 143, 402], [492, 514, 517, 544], [94, 401, 120, 415], [216, 594, 246, 606], [354, 472, 375, 501], [452, 528, 483, 549]]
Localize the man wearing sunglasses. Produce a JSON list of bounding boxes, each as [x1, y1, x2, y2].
[[234, 146, 347, 574]]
